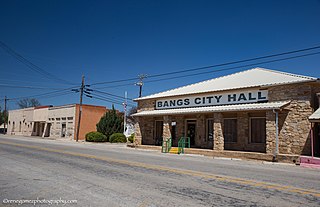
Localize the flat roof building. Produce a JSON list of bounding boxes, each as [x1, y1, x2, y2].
[[8, 104, 107, 140], [132, 68, 320, 161]]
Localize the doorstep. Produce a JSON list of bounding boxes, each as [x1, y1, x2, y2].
[[128, 144, 299, 164]]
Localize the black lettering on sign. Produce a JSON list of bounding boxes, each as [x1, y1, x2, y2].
[[195, 98, 201, 104], [157, 101, 162, 108], [215, 95, 222, 103], [163, 101, 169, 107], [238, 93, 247, 101], [258, 92, 267, 100], [206, 96, 214, 104], [170, 100, 176, 107], [177, 99, 183, 106], [248, 93, 256, 100], [228, 94, 236, 102], [184, 99, 190, 105]]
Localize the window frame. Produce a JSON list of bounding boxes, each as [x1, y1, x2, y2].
[[154, 120, 164, 142], [223, 118, 237, 143], [249, 117, 266, 144], [206, 118, 214, 142]]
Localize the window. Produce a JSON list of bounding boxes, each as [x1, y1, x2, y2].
[[250, 118, 266, 143], [154, 121, 163, 146], [224, 119, 237, 143], [207, 119, 214, 141]]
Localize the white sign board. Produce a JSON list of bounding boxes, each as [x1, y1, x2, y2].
[[156, 90, 268, 110]]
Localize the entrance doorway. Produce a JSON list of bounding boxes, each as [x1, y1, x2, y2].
[[61, 123, 66, 137], [187, 120, 196, 146], [155, 121, 163, 146], [207, 119, 214, 149], [314, 123, 320, 157]]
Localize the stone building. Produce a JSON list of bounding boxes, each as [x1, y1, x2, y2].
[[8, 104, 107, 140], [132, 68, 320, 159]]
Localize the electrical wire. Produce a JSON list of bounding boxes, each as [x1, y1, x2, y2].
[[0, 40, 77, 85], [0, 84, 71, 90], [2, 86, 78, 101], [92, 89, 134, 102], [87, 95, 136, 107], [88, 92, 135, 107], [89, 44, 320, 86], [143, 51, 320, 84], [91, 51, 320, 90], [91, 82, 135, 90]]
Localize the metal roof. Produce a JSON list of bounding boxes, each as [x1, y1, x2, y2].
[[132, 101, 290, 116], [309, 108, 320, 122], [136, 68, 317, 100]]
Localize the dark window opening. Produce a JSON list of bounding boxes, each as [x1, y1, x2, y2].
[[224, 119, 237, 143], [250, 118, 266, 143]]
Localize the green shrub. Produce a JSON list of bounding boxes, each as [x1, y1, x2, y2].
[[109, 133, 126, 143], [85, 131, 108, 142], [96, 105, 124, 141], [128, 133, 134, 143]]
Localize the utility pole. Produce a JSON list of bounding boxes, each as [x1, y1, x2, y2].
[[135, 74, 147, 98], [123, 91, 127, 141], [76, 75, 85, 142], [3, 96, 8, 134]]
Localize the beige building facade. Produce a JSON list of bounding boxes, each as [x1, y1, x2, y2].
[[133, 68, 320, 158], [8, 104, 107, 140]]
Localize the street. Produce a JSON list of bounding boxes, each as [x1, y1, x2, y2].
[[0, 135, 319, 207]]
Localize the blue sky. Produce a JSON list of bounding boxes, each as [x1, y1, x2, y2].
[[0, 0, 320, 111]]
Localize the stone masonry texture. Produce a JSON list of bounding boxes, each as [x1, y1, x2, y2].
[[134, 82, 320, 156]]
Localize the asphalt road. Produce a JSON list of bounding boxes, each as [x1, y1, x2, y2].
[[0, 135, 319, 207]]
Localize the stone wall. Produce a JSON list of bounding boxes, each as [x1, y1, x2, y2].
[[267, 83, 315, 155], [213, 113, 224, 151], [137, 100, 155, 112], [134, 82, 320, 156], [163, 115, 171, 141]]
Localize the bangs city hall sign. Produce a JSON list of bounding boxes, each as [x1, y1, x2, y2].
[[156, 90, 268, 109]]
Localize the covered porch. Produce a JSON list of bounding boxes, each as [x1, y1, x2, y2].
[[300, 107, 320, 167], [134, 101, 290, 156]]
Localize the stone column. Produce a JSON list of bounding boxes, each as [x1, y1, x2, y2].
[[163, 115, 172, 141], [237, 112, 248, 150], [197, 114, 206, 147], [213, 113, 224, 151], [266, 111, 275, 154], [134, 117, 142, 145]]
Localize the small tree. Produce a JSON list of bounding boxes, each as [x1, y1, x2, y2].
[[0, 107, 7, 126], [17, 98, 41, 108], [127, 106, 137, 124], [96, 105, 124, 141]]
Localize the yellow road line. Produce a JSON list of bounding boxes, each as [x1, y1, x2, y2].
[[1, 140, 320, 197]]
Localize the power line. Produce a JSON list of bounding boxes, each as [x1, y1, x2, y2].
[[89, 44, 320, 86], [135, 74, 147, 98], [0, 40, 77, 85], [88, 95, 135, 107], [147, 46, 320, 79], [0, 84, 70, 90], [30, 91, 76, 100], [1, 86, 78, 101], [92, 89, 134, 102], [88, 92, 135, 107], [86, 92, 135, 107], [91, 51, 320, 90], [92, 82, 135, 90], [143, 51, 320, 84]]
